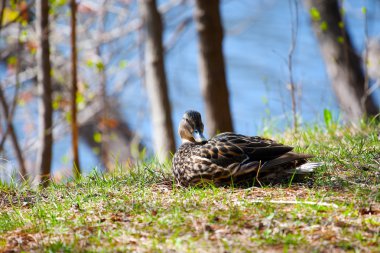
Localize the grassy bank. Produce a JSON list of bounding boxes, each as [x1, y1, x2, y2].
[[0, 123, 379, 252]]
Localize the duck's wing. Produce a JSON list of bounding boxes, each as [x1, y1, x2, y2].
[[186, 133, 294, 183], [197, 134, 247, 168], [208, 133, 294, 164]]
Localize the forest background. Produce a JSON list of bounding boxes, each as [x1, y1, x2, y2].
[[0, 0, 379, 184]]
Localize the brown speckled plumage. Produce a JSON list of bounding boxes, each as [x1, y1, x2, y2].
[[172, 111, 319, 186]]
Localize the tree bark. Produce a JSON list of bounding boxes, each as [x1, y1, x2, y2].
[[194, 0, 233, 137], [36, 0, 53, 186], [304, 0, 379, 121], [139, 0, 175, 162], [70, 0, 81, 177]]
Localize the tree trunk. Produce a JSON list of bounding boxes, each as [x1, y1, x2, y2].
[[304, 0, 379, 121], [139, 0, 175, 161], [194, 0, 233, 137], [97, 0, 111, 171], [70, 0, 81, 177], [36, 0, 53, 186]]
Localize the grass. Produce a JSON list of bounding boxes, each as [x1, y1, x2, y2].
[[0, 122, 379, 252]]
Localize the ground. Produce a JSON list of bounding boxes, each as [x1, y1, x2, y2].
[[0, 122, 379, 252]]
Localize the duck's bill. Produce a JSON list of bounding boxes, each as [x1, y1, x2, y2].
[[193, 131, 207, 142]]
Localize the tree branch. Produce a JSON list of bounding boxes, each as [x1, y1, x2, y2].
[[288, 0, 299, 131], [70, 0, 81, 177], [0, 0, 27, 180]]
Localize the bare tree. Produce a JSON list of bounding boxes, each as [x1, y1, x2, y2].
[[0, 0, 191, 181], [0, 0, 27, 180], [139, 0, 175, 162], [303, 0, 379, 122], [194, 0, 233, 137], [70, 0, 81, 177], [36, 0, 53, 186]]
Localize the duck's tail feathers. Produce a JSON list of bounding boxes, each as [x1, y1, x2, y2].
[[287, 162, 323, 174]]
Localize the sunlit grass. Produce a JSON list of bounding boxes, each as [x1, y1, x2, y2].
[[0, 121, 379, 252]]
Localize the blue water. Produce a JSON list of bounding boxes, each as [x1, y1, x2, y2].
[[1, 0, 379, 178]]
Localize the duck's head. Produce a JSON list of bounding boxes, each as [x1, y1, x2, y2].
[[178, 110, 207, 144]]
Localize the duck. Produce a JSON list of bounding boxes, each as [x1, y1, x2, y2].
[[172, 110, 321, 186]]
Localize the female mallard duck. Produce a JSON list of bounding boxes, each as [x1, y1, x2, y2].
[[172, 110, 320, 186]]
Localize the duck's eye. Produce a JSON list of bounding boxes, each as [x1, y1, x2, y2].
[[194, 130, 199, 134]]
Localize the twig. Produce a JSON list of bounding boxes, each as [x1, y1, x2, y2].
[[0, 88, 27, 181], [137, 9, 145, 87], [255, 160, 263, 187], [70, 0, 81, 177], [165, 16, 192, 53], [361, 6, 378, 104], [247, 199, 339, 208], [366, 80, 380, 96], [288, 0, 298, 132], [363, 5, 369, 101]]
